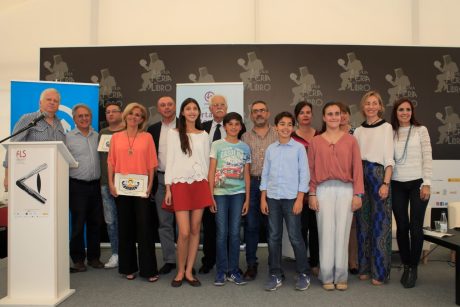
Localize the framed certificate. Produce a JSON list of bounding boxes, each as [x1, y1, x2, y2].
[[114, 173, 148, 197], [97, 134, 112, 152]]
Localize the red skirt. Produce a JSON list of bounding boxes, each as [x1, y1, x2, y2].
[[170, 180, 213, 211]]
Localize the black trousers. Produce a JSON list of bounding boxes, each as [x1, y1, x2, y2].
[[69, 178, 103, 263], [391, 179, 429, 266], [201, 207, 216, 268], [301, 205, 319, 267], [116, 195, 158, 277]]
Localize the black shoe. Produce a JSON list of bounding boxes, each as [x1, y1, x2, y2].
[[87, 259, 104, 269], [71, 261, 87, 273], [198, 265, 213, 274], [349, 267, 359, 275], [185, 276, 201, 287], [171, 277, 183, 288], [243, 264, 258, 281], [159, 263, 176, 275], [400, 265, 410, 285], [404, 265, 418, 288]]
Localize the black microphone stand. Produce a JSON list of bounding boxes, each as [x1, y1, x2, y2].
[[0, 121, 39, 144]]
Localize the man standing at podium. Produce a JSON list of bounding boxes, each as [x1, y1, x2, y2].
[[66, 104, 103, 272], [3, 88, 66, 191]]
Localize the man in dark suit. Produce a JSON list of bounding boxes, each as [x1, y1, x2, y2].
[[200, 94, 246, 274], [147, 96, 177, 275]]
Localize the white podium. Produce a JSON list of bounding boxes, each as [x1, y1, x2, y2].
[[0, 141, 77, 307]]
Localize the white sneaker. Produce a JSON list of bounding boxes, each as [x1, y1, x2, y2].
[[104, 254, 118, 269]]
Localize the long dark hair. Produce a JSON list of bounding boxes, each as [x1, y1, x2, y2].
[[178, 98, 202, 156], [391, 98, 421, 138], [294, 101, 313, 120], [320, 101, 342, 133]]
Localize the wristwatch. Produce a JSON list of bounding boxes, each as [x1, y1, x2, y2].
[[382, 182, 390, 186]]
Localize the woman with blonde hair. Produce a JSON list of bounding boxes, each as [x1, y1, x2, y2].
[[353, 91, 394, 285], [108, 102, 159, 282]]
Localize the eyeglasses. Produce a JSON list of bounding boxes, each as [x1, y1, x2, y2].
[[105, 110, 121, 115], [77, 114, 91, 119], [252, 108, 267, 114]]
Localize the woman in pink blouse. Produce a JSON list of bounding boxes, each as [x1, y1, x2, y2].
[[308, 102, 364, 291], [107, 102, 158, 282]]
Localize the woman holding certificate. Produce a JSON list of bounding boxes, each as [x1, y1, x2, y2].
[[107, 102, 159, 282], [164, 98, 213, 288]]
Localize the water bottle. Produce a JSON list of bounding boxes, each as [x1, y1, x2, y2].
[[440, 212, 448, 233]]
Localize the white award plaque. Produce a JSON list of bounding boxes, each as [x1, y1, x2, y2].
[[114, 173, 148, 197], [97, 134, 112, 152]]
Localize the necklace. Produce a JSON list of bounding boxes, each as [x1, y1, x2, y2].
[[394, 125, 412, 164], [367, 118, 381, 125], [127, 131, 138, 155]]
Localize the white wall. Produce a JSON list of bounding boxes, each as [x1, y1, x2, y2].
[[1, 0, 460, 200]]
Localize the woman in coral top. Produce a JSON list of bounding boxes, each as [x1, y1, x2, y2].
[[164, 98, 213, 288], [308, 102, 364, 291], [107, 102, 158, 282]]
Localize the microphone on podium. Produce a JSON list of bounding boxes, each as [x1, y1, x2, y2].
[[30, 112, 48, 126]]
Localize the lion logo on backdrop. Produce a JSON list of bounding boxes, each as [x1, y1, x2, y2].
[[138, 52, 173, 92], [90, 68, 123, 105], [43, 54, 74, 82], [385, 67, 418, 107], [436, 106, 460, 144], [189, 66, 215, 83], [337, 52, 370, 92], [237, 51, 271, 91], [434, 55, 460, 93], [289, 66, 323, 106]]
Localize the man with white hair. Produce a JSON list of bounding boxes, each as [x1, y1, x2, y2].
[[3, 88, 66, 191]]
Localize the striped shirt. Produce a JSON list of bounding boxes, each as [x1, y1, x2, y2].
[[241, 126, 278, 176], [3, 110, 66, 167]]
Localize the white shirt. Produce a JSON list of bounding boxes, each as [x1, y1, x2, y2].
[[354, 121, 395, 168], [165, 129, 210, 185], [208, 120, 226, 144], [392, 125, 432, 185], [157, 118, 176, 172]]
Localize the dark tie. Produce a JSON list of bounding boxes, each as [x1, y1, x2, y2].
[[213, 123, 221, 142]]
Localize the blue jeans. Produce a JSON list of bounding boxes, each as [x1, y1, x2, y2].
[[244, 177, 263, 266], [267, 198, 309, 277], [101, 184, 118, 255], [215, 193, 245, 274]]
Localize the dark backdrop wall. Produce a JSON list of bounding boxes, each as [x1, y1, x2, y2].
[[40, 44, 460, 160]]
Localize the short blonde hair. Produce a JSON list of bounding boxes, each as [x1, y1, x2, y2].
[[360, 90, 384, 118], [122, 102, 149, 131]]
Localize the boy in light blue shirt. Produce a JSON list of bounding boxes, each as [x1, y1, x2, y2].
[[260, 111, 310, 291]]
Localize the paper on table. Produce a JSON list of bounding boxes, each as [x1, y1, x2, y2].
[[423, 229, 454, 238]]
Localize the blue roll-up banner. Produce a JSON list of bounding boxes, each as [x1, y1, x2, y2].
[[10, 80, 100, 132]]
